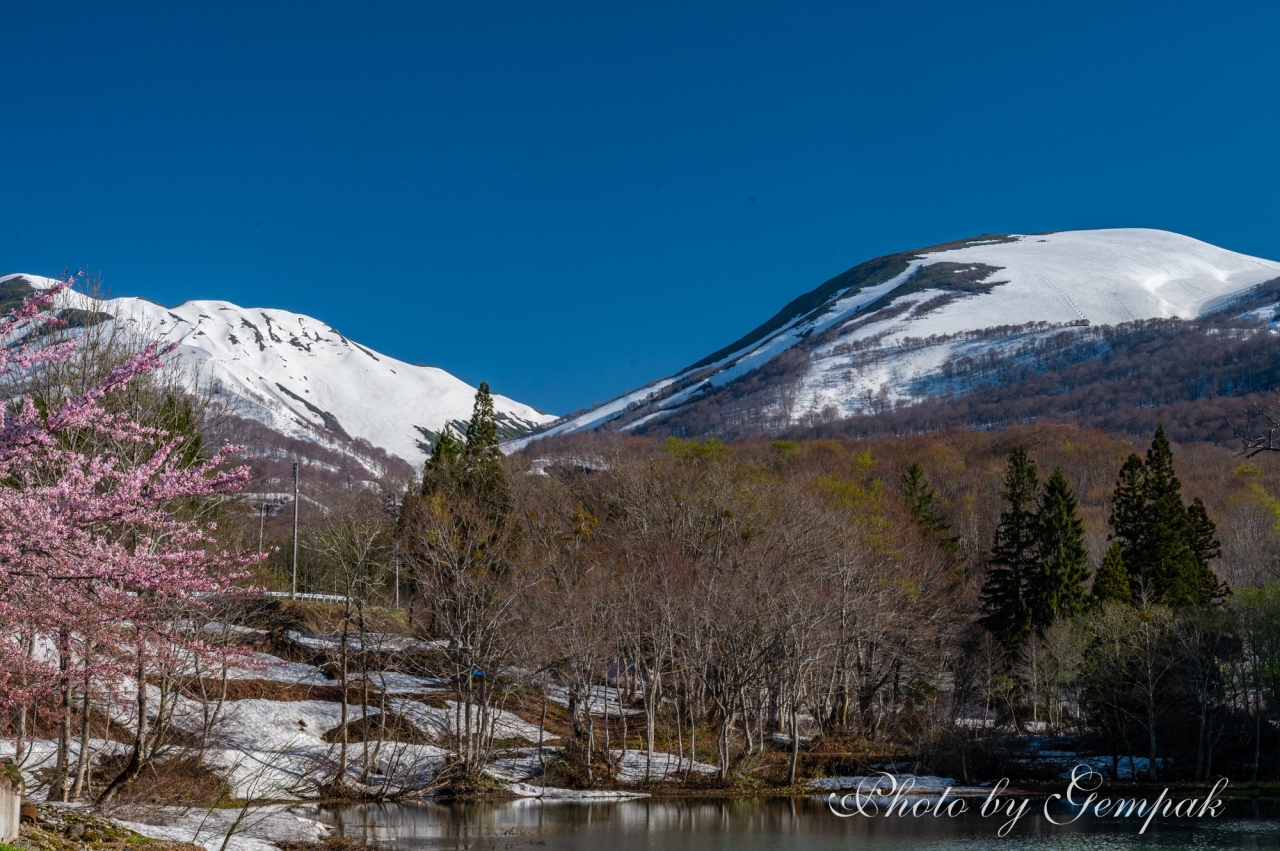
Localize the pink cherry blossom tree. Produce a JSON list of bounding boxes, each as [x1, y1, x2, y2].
[[0, 277, 257, 801]]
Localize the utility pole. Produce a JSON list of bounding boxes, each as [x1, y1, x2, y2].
[[258, 501, 267, 553], [291, 462, 299, 599]]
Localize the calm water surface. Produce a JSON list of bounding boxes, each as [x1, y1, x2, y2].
[[302, 796, 1280, 850]]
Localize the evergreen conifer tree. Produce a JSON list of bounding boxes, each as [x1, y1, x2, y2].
[[421, 427, 462, 497], [902, 462, 950, 533], [1186, 497, 1225, 601], [1031, 467, 1091, 623], [1092, 541, 1131, 605], [981, 444, 1040, 647], [1108, 424, 1224, 607], [460, 381, 510, 517]]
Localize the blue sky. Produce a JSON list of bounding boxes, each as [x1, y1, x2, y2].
[[5, 1, 1279, 415]]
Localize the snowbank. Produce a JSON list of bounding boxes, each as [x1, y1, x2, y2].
[[391, 698, 553, 742], [609, 750, 717, 782], [226, 653, 335, 686], [484, 748, 555, 782], [546, 685, 643, 718], [114, 805, 329, 851], [808, 773, 988, 797], [506, 782, 647, 800]]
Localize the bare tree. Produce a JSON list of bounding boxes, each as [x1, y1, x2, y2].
[[305, 490, 392, 790]]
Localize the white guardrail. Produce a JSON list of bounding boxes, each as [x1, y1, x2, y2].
[[259, 591, 350, 603]]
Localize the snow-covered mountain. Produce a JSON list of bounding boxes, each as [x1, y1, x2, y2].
[[512, 229, 1280, 447], [1, 274, 555, 467]]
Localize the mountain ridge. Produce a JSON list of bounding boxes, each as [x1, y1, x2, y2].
[[0, 273, 556, 468], [511, 228, 1280, 449]]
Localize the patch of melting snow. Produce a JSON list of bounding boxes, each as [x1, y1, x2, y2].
[[807, 774, 988, 797], [205, 698, 378, 751], [484, 747, 558, 782], [546, 684, 643, 718], [390, 698, 555, 742], [506, 782, 648, 800], [610, 749, 717, 782], [113, 805, 329, 851], [226, 652, 335, 686], [0, 737, 132, 787]]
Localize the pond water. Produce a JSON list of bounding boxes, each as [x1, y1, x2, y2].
[[304, 796, 1280, 850]]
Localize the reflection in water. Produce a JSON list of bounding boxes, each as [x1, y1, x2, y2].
[[298, 796, 1280, 850]]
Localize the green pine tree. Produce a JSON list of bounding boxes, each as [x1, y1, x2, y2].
[[1108, 424, 1224, 607], [1186, 497, 1226, 601], [981, 445, 1040, 647], [1031, 467, 1091, 623], [421, 427, 462, 497], [902, 462, 950, 533], [460, 381, 510, 516], [1092, 541, 1131, 605]]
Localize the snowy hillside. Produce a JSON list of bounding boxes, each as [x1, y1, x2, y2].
[[1, 274, 555, 466], [512, 229, 1280, 447]]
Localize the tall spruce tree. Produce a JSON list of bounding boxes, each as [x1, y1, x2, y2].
[[421, 427, 462, 496], [902, 462, 950, 532], [1185, 497, 1225, 601], [459, 381, 510, 517], [1092, 541, 1131, 605], [1108, 424, 1224, 607], [981, 445, 1040, 647], [1030, 467, 1090, 623]]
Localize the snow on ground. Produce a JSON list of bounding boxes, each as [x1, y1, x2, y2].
[[194, 698, 451, 799], [547, 685, 643, 718], [200, 622, 267, 638], [0, 738, 133, 788], [505, 782, 648, 800], [610, 749, 717, 782], [226, 653, 336, 686], [807, 774, 988, 797], [201, 699, 375, 752], [774, 230, 1280, 424], [390, 698, 554, 742], [483, 747, 557, 782], [503, 380, 675, 452], [114, 805, 329, 851]]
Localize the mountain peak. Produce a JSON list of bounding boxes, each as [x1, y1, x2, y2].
[[0, 273, 555, 467], [512, 228, 1280, 448]]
